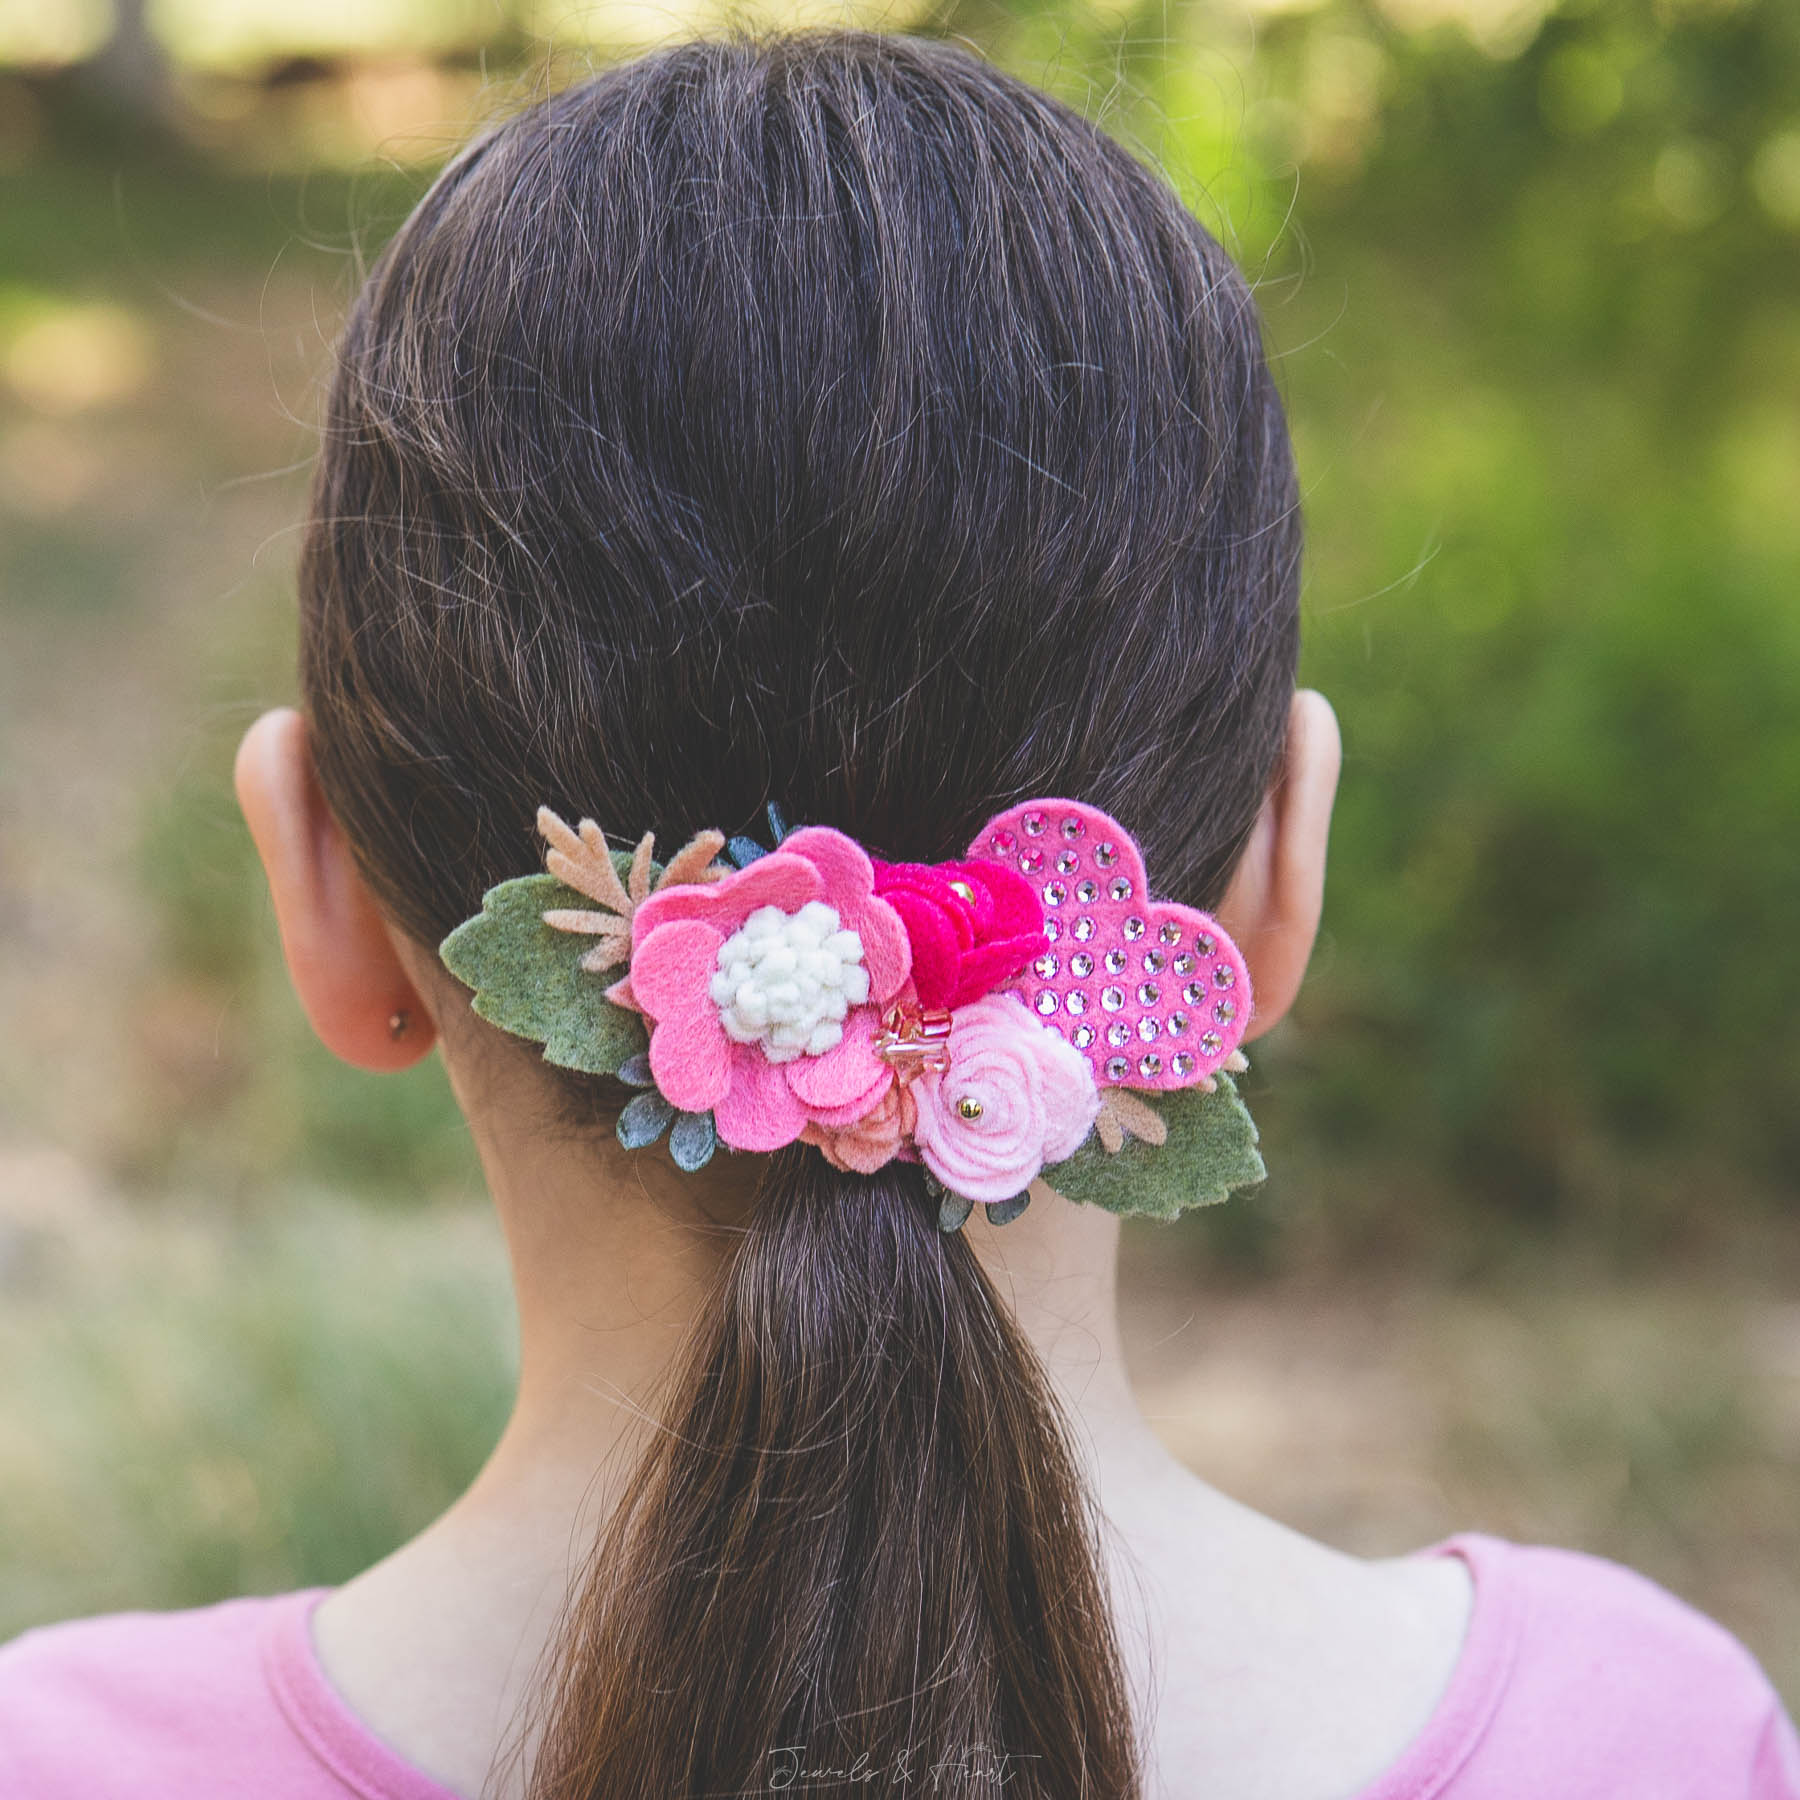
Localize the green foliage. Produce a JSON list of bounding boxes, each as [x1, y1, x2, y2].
[[1045, 1075, 1265, 1220], [0, 1200, 515, 1636], [439, 871, 648, 1078]]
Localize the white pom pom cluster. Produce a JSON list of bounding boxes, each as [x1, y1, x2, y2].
[[709, 901, 870, 1062]]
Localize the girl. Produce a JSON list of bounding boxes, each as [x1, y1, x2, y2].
[[2, 29, 1793, 1800]]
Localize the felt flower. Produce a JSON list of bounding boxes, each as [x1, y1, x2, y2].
[[869, 857, 1046, 1011], [608, 826, 911, 1153], [800, 1079, 919, 1175], [910, 992, 1100, 1203]]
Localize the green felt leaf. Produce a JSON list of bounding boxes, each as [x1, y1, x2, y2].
[[438, 863, 649, 1078], [1041, 1073, 1265, 1221]]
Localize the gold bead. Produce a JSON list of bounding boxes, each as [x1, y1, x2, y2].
[[956, 1095, 984, 1121]]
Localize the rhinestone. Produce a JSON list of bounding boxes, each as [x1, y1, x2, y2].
[[1122, 915, 1145, 940], [1043, 880, 1066, 906], [1104, 948, 1127, 975], [1075, 878, 1099, 903], [1214, 999, 1236, 1024], [1094, 841, 1118, 867], [1073, 916, 1097, 942], [1105, 1055, 1130, 1081], [1072, 1023, 1096, 1048], [1056, 848, 1080, 875], [1035, 990, 1059, 1015], [1065, 990, 1088, 1015], [1018, 847, 1045, 875], [988, 828, 1017, 855], [1060, 815, 1085, 841], [1183, 982, 1204, 1005], [1137, 1016, 1160, 1041], [1139, 1053, 1163, 1079], [1171, 1051, 1195, 1076], [1214, 965, 1236, 990], [1200, 1030, 1223, 1056], [1143, 949, 1166, 974], [1107, 1021, 1131, 1048], [1195, 932, 1216, 957], [1101, 985, 1125, 1011], [1137, 981, 1160, 1006], [1033, 952, 1060, 979], [1043, 918, 1061, 942], [1022, 811, 1046, 836], [1159, 922, 1182, 946], [1168, 1011, 1189, 1035], [1173, 951, 1196, 976], [957, 1095, 985, 1120], [1070, 951, 1094, 978], [1109, 877, 1134, 902]]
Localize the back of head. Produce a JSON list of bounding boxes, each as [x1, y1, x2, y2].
[[300, 28, 1300, 1798]]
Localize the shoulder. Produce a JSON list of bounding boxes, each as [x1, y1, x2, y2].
[[0, 1592, 327, 1799], [1457, 1533, 1800, 1799]]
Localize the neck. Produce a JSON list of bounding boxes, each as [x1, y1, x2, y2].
[[312, 1062, 1178, 1798]]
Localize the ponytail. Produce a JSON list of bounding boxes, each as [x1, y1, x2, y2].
[[524, 1146, 1140, 1799], [299, 29, 1302, 1797]]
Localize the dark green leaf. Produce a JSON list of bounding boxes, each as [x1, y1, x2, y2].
[[617, 1090, 674, 1149], [668, 1110, 717, 1171], [985, 1190, 1032, 1226]]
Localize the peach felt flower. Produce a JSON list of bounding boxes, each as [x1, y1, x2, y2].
[[801, 1080, 919, 1174], [910, 992, 1099, 1203], [608, 827, 911, 1153]]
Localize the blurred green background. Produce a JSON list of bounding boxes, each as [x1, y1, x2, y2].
[[1, 0, 1796, 1713]]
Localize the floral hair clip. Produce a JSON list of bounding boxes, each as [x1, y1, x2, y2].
[[440, 799, 1265, 1229]]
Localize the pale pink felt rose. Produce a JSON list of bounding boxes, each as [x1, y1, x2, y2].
[[910, 992, 1100, 1203], [606, 826, 910, 1153]]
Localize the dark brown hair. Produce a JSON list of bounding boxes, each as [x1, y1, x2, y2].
[[299, 29, 1300, 1798]]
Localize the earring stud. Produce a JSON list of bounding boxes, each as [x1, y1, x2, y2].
[[388, 1009, 411, 1040]]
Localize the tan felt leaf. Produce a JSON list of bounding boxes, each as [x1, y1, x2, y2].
[[538, 808, 633, 915], [627, 832, 656, 906], [1104, 1089, 1169, 1147], [657, 829, 728, 891], [1095, 1109, 1125, 1154], [535, 806, 583, 862], [541, 908, 626, 936], [579, 939, 629, 973]]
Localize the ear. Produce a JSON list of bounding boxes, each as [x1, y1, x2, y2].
[[1216, 689, 1341, 1041], [234, 707, 438, 1072]]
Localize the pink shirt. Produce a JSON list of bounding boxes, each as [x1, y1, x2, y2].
[[1, 1533, 1795, 1798]]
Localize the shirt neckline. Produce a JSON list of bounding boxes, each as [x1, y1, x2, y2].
[[261, 1589, 465, 1800], [1343, 1532, 1525, 1800], [260, 1532, 1523, 1800]]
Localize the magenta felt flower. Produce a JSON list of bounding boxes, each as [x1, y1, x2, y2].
[[910, 992, 1099, 1203], [869, 857, 1046, 1011], [607, 827, 912, 1153]]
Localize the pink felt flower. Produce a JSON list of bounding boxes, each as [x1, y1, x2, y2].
[[870, 857, 1046, 1011], [800, 1080, 919, 1175], [608, 827, 911, 1153], [910, 992, 1099, 1203]]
